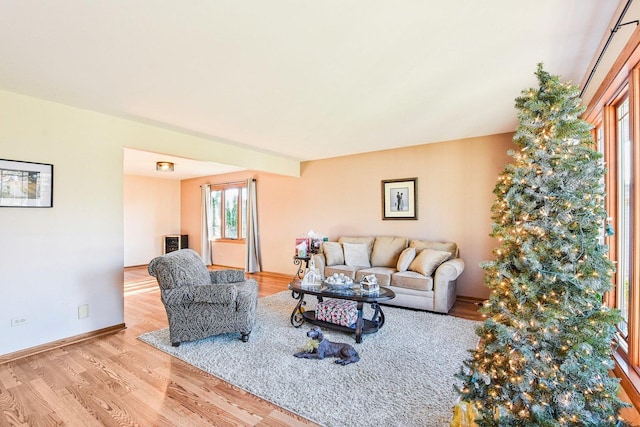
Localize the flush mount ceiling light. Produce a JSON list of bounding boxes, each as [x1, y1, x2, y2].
[[156, 161, 174, 172]]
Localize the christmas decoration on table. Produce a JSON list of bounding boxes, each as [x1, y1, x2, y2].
[[302, 256, 322, 285], [360, 274, 379, 292], [324, 273, 354, 289], [453, 64, 629, 426]]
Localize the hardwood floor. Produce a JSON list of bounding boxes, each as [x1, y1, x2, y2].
[[0, 266, 637, 426], [0, 267, 314, 427]]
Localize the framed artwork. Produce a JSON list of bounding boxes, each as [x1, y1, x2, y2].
[[381, 177, 417, 220], [0, 159, 53, 207]]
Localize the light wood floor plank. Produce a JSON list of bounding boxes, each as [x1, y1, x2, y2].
[[63, 383, 135, 427], [29, 377, 101, 427], [5, 382, 55, 426], [0, 365, 21, 389]]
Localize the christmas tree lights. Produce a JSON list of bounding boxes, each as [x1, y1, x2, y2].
[[454, 64, 629, 426]]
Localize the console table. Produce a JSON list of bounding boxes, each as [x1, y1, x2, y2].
[[288, 280, 395, 343]]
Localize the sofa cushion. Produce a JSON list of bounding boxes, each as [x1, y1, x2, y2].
[[343, 243, 371, 267], [409, 249, 451, 277], [325, 265, 360, 280], [323, 242, 344, 266], [409, 240, 458, 259], [396, 247, 416, 272], [338, 236, 375, 260], [355, 267, 395, 286], [371, 236, 408, 267], [391, 271, 434, 291]]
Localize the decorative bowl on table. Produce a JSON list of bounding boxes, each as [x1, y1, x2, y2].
[[323, 273, 354, 290]]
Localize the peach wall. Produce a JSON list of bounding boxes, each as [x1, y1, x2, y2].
[[182, 133, 514, 299], [124, 175, 181, 266]]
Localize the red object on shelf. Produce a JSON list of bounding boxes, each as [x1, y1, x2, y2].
[[295, 237, 310, 256]]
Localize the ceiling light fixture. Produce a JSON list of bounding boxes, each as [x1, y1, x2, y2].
[[156, 161, 174, 172]]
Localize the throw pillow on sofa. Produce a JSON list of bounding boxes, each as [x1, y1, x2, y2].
[[409, 248, 451, 276], [409, 240, 458, 260], [371, 236, 408, 267], [323, 242, 345, 266], [338, 236, 375, 259], [343, 243, 371, 267], [397, 247, 416, 272]]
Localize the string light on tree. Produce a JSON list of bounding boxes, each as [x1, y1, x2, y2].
[[452, 64, 629, 426]]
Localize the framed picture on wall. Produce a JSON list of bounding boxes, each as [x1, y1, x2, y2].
[[381, 177, 417, 220], [0, 159, 53, 207]]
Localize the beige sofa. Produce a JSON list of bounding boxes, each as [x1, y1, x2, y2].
[[311, 236, 464, 313]]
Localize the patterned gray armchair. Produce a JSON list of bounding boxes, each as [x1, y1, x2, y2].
[[148, 249, 258, 346]]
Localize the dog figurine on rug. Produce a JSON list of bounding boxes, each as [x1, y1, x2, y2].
[[293, 326, 360, 365]]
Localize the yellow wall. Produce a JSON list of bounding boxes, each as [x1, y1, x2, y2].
[[182, 133, 513, 299]]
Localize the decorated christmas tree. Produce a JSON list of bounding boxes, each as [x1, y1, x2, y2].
[[454, 64, 629, 426]]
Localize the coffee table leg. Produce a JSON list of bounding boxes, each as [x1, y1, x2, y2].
[[290, 292, 306, 328], [355, 301, 364, 343], [371, 302, 385, 328]]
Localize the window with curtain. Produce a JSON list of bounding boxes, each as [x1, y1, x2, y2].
[[210, 183, 247, 241]]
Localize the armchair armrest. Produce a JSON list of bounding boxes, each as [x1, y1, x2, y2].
[[161, 283, 238, 306], [234, 279, 259, 311], [210, 269, 246, 284]]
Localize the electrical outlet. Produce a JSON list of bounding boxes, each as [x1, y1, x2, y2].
[[11, 316, 28, 327], [78, 304, 89, 319]]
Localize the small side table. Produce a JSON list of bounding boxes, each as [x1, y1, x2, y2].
[[293, 255, 311, 280]]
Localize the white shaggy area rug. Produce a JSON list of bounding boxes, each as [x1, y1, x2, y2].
[[138, 291, 480, 427]]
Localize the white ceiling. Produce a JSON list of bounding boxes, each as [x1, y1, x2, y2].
[[0, 1, 622, 177], [123, 148, 245, 179]]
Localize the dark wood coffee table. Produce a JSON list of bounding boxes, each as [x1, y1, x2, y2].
[[288, 280, 395, 343]]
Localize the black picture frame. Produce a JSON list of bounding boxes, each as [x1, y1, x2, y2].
[[381, 177, 417, 220], [0, 159, 53, 208]]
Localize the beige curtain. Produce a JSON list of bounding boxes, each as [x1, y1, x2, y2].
[[201, 184, 213, 265], [245, 179, 261, 272]]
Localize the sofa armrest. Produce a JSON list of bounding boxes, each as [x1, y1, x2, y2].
[[432, 258, 465, 313], [311, 253, 326, 278], [161, 283, 238, 306], [435, 258, 464, 282]]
